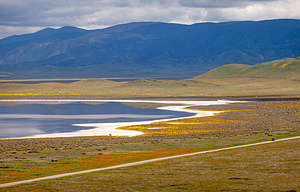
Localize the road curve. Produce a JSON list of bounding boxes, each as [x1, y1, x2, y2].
[[0, 135, 299, 188]]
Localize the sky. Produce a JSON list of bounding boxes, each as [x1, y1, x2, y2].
[[0, 0, 300, 39]]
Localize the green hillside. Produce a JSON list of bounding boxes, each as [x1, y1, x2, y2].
[[1, 57, 300, 97], [197, 57, 300, 79]]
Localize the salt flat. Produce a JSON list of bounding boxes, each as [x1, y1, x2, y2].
[[0, 100, 243, 139]]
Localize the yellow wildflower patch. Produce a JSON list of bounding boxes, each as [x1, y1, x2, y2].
[[279, 62, 292, 69], [272, 62, 280, 67], [0, 93, 80, 96], [118, 108, 248, 136]]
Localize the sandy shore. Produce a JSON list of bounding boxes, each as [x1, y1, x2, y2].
[[0, 100, 242, 139]]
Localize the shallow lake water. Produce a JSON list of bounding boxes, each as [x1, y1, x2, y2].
[[0, 102, 192, 138], [0, 80, 80, 84]]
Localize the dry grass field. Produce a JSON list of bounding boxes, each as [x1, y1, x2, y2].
[[0, 99, 299, 191], [2, 136, 300, 192], [1, 77, 300, 97], [120, 100, 300, 136]]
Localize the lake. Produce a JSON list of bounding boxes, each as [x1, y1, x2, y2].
[[0, 102, 192, 139]]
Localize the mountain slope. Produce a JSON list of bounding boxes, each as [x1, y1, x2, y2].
[[196, 57, 300, 79], [1, 19, 300, 78]]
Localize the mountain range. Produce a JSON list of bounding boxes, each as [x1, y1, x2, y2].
[[1, 19, 300, 79]]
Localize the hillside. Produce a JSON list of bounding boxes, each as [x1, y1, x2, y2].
[[2, 57, 300, 97], [1, 19, 300, 78], [196, 57, 300, 79]]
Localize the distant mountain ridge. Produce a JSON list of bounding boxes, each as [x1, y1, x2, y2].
[[1, 19, 300, 78]]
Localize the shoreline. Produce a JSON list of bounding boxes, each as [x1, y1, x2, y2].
[[0, 99, 243, 139]]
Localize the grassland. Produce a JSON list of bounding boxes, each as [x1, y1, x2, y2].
[[119, 99, 300, 136], [0, 99, 299, 191], [1, 57, 300, 190], [2, 135, 300, 191], [1, 57, 300, 97], [1, 77, 300, 97], [198, 56, 300, 79]]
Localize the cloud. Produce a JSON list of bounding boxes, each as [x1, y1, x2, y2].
[[219, 0, 300, 21], [0, 0, 299, 39], [178, 0, 278, 8], [0, 26, 44, 39]]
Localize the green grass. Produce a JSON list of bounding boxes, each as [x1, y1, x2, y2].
[[274, 132, 300, 139], [196, 57, 300, 80], [1, 57, 300, 97]]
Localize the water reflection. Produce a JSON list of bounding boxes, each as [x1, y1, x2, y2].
[[0, 102, 191, 138]]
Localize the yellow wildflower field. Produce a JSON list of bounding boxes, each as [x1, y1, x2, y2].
[[119, 109, 249, 136]]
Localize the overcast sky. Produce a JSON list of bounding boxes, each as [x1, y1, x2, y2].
[[0, 0, 299, 39]]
